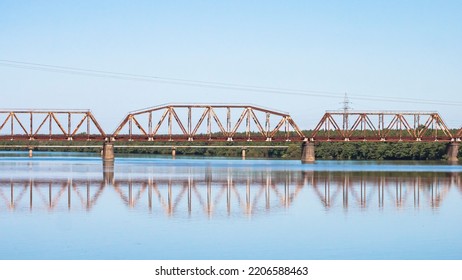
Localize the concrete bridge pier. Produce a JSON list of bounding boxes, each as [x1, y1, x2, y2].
[[447, 142, 459, 162], [242, 148, 246, 160], [301, 142, 315, 163], [102, 142, 114, 161]]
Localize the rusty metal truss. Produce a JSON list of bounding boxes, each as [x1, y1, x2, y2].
[[0, 110, 106, 141], [310, 111, 454, 142], [456, 127, 462, 140], [111, 104, 306, 142]]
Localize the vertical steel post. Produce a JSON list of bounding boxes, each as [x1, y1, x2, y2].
[[10, 112, 14, 139], [86, 113, 90, 140], [227, 107, 231, 140], [49, 113, 52, 139], [246, 108, 250, 140], [68, 113, 71, 139], [207, 107, 211, 140], [129, 116, 133, 141], [188, 107, 192, 141], [148, 112, 152, 140], [30, 112, 33, 138], [168, 108, 172, 141]]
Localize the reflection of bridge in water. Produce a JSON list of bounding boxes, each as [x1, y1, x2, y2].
[[1, 170, 461, 215], [308, 171, 461, 209]]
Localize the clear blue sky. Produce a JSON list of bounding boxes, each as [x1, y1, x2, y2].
[[1, 0, 461, 130]]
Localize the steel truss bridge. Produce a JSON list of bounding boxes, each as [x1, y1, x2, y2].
[[1, 171, 459, 215], [0, 110, 106, 141], [1, 105, 461, 143], [312, 111, 461, 142], [1, 104, 461, 161]]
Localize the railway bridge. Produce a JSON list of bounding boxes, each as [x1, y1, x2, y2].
[[0, 104, 461, 162]]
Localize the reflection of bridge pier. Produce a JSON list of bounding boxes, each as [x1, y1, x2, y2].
[[103, 160, 114, 185]]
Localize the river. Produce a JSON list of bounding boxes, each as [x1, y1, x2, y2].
[[1, 152, 461, 259]]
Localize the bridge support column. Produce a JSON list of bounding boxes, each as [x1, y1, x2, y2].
[[301, 142, 315, 163], [242, 148, 246, 160], [28, 148, 33, 158], [172, 147, 176, 159], [447, 142, 459, 162], [102, 142, 114, 161]]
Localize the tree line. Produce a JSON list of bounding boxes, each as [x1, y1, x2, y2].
[[0, 140, 456, 160]]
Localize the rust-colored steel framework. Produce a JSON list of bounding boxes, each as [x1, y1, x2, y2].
[[0, 106, 460, 145], [111, 104, 306, 142], [310, 111, 455, 142], [456, 127, 462, 140], [0, 110, 106, 141]]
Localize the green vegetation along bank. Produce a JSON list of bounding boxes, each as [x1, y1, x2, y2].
[[0, 141, 458, 160]]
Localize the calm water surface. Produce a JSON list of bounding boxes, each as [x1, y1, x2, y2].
[[1, 152, 461, 260]]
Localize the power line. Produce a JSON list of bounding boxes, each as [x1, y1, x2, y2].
[[1, 59, 461, 107]]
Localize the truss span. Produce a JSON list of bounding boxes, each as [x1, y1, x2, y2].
[[0, 110, 106, 141], [111, 104, 306, 142], [310, 111, 455, 142]]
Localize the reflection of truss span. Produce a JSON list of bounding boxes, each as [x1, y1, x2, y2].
[[0, 110, 106, 141], [112, 173, 304, 217], [307, 172, 458, 209], [0, 179, 105, 211], [1, 172, 460, 214], [311, 111, 455, 142], [0, 173, 303, 215], [111, 104, 306, 142]]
